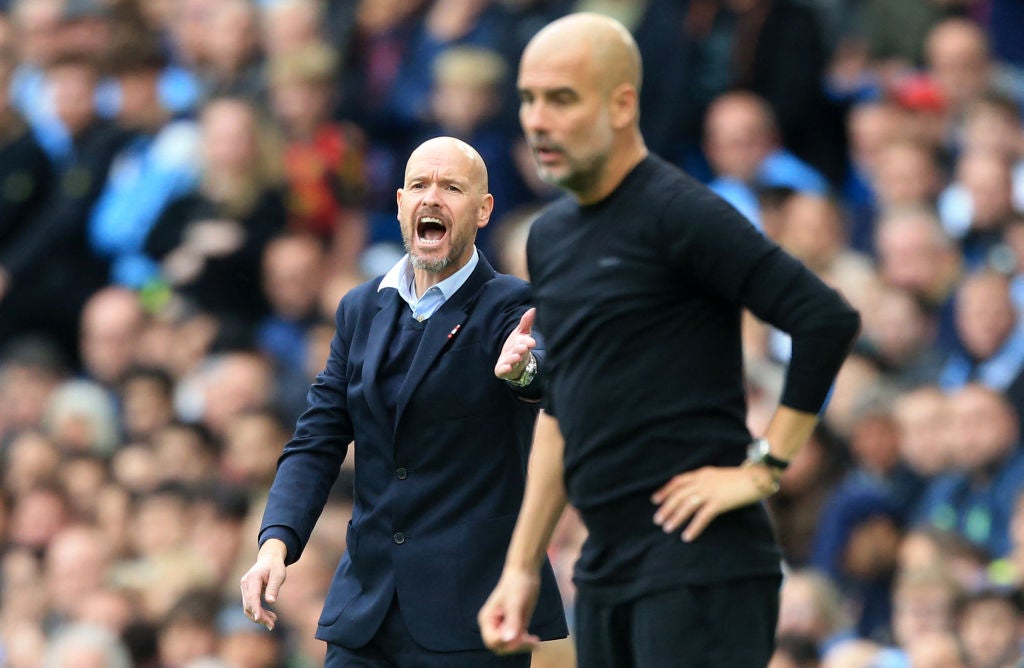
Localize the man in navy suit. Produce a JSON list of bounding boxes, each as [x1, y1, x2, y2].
[[239, 137, 567, 667]]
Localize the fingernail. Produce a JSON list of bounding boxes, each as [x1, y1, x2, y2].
[[653, 514, 662, 524]]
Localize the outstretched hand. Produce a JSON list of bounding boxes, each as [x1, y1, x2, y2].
[[239, 540, 288, 631], [496, 308, 537, 380]]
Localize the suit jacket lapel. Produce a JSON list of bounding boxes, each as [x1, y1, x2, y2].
[[394, 255, 497, 424], [362, 289, 402, 427]]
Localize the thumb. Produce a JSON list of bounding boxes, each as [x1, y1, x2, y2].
[[517, 308, 535, 335], [265, 571, 285, 603]]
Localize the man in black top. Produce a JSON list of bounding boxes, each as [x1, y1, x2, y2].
[[479, 13, 860, 668]]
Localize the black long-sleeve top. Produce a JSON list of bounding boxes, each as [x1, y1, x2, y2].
[[527, 155, 860, 599]]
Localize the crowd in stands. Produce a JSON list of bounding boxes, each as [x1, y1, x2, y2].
[[3, 0, 1024, 666]]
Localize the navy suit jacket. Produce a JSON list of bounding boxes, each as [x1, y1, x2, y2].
[[259, 254, 567, 651]]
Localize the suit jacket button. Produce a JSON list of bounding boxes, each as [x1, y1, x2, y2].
[[393, 531, 406, 544], [396, 467, 408, 479]]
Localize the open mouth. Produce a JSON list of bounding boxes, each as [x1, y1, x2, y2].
[[416, 216, 448, 246]]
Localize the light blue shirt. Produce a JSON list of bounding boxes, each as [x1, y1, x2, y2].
[[378, 248, 480, 321]]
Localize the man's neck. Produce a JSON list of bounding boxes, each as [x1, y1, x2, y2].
[[574, 136, 649, 206]]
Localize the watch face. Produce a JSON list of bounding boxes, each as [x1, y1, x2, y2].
[[748, 438, 768, 462]]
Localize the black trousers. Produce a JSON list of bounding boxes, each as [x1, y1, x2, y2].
[[575, 576, 781, 668], [325, 595, 530, 668]]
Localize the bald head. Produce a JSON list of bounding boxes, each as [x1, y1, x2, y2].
[[522, 12, 642, 95], [405, 136, 489, 194]]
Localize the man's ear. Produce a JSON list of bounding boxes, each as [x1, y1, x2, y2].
[[478, 193, 494, 229], [396, 188, 404, 218], [610, 83, 639, 130]]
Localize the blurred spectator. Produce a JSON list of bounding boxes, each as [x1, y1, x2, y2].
[[889, 566, 960, 652], [842, 100, 903, 253], [87, 38, 201, 289], [260, 0, 326, 57], [267, 42, 368, 274], [257, 234, 325, 369], [873, 140, 943, 216], [0, 339, 67, 439], [902, 630, 965, 668], [192, 351, 274, 437], [42, 379, 119, 456], [43, 623, 132, 668], [874, 207, 962, 353], [769, 634, 821, 668], [9, 484, 70, 552], [150, 421, 218, 487], [9, 0, 70, 159], [220, 409, 287, 492], [0, 51, 129, 365], [155, 589, 221, 667], [44, 524, 110, 629], [810, 485, 903, 641], [954, 584, 1024, 668], [940, 271, 1024, 422], [704, 91, 829, 231], [925, 17, 993, 125], [119, 365, 176, 443], [914, 384, 1024, 559], [200, 0, 262, 100], [78, 286, 145, 388], [3, 430, 60, 499], [215, 605, 283, 668], [0, 37, 50, 269], [144, 96, 285, 334], [892, 386, 955, 482], [858, 286, 943, 388], [776, 568, 853, 652]]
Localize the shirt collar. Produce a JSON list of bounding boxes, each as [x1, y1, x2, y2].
[[378, 247, 480, 305]]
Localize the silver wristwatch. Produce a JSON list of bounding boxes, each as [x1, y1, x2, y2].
[[506, 353, 538, 388]]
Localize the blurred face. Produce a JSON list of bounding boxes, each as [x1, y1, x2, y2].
[[121, 376, 173, 442], [959, 152, 1013, 228], [875, 144, 937, 207], [396, 140, 492, 277], [116, 70, 161, 127], [263, 237, 323, 319], [201, 99, 258, 174], [895, 391, 953, 476], [518, 37, 616, 197], [956, 275, 1014, 360], [222, 414, 285, 487], [876, 217, 949, 298], [867, 289, 931, 364], [776, 575, 829, 640], [959, 599, 1021, 668], [892, 584, 955, 647], [48, 63, 98, 135], [949, 386, 1016, 470], [81, 292, 143, 385], [270, 80, 330, 134], [848, 103, 901, 175], [927, 22, 990, 109], [963, 104, 1022, 157], [904, 632, 965, 668], [432, 80, 497, 135], [779, 195, 842, 269], [704, 98, 774, 182], [204, 0, 257, 73]]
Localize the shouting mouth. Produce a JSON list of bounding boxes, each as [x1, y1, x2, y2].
[[416, 215, 448, 246]]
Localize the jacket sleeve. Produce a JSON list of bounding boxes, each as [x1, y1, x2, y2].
[[258, 299, 356, 564]]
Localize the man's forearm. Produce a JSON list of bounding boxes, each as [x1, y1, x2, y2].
[[504, 411, 568, 572], [762, 405, 819, 462]]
